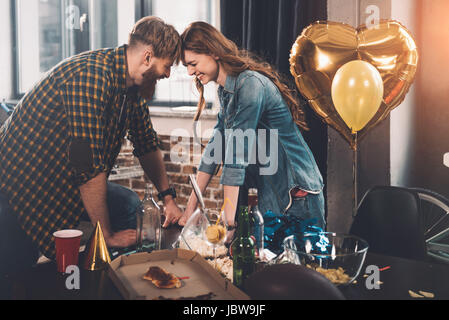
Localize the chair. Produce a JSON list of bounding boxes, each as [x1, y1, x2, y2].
[[409, 188, 449, 264], [350, 186, 428, 261]]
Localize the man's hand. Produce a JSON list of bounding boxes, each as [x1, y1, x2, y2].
[[162, 198, 183, 228], [138, 151, 183, 228], [105, 229, 137, 248]]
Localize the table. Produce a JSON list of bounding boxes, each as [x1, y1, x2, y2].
[[339, 252, 449, 300], [4, 225, 183, 300], [5, 226, 449, 300]]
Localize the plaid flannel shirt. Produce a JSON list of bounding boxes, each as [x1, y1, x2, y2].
[[0, 45, 161, 259]]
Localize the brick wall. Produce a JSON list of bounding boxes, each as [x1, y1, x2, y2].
[[114, 135, 223, 210]]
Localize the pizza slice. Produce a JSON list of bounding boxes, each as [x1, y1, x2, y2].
[[143, 266, 181, 289]]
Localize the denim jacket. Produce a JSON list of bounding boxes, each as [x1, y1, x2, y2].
[[198, 70, 324, 216]]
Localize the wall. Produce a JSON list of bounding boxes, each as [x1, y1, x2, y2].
[[390, 0, 417, 187], [410, 0, 449, 198], [114, 132, 223, 211], [327, 0, 392, 233], [111, 107, 220, 210]]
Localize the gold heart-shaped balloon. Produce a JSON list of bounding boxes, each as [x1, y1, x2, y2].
[[290, 20, 418, 149]]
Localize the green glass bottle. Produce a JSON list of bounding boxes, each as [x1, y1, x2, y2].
[[231, 205, 255, 289]]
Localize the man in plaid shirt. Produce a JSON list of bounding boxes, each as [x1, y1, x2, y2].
[[0, 17, 184, 284]]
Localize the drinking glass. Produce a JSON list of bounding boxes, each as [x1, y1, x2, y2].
[[203, 209, 227, 269]]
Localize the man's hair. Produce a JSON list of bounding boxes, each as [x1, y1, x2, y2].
[[129, 16, 181, 64]]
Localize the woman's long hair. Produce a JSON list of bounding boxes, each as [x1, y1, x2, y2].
[[181, 21, 308, 131]]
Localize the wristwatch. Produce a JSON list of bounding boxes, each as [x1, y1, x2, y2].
[[157, 187, 177, 201]]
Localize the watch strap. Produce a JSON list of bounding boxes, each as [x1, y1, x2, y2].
[[157, 187, 176, 201]]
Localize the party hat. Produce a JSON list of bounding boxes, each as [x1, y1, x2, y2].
[[83, 222, 111, 271]]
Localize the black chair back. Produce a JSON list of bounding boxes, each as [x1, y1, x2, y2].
[[350, 186, 427, 261]]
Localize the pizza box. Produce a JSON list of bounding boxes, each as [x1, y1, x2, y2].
[[107, 249, 250, 300]]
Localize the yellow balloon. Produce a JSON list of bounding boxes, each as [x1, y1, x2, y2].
[[331, 60, 384, 133]]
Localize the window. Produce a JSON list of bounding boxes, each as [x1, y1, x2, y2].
[[13, 0, 218, 108], [14, 0, 136, 95], [15, 0, 64, 93], [147, 0, 218, 108]]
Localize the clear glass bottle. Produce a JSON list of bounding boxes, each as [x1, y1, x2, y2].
[[136, 183, 162, 252], [248, 188, 264, 261]]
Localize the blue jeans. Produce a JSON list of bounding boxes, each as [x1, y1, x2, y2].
[[104, 182, 140, 232], [0, 182, 140, 295], [285, 191, 326, 230]]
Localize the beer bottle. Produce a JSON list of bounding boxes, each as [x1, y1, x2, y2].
[[231, 188, 255, 289], [248, 188, 264, 260]]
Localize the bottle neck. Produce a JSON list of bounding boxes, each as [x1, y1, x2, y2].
[[236, 205, 251, 237], [248, 195, 258, 208], [237, 186, 249, 208], [143, 183, 153, 201]]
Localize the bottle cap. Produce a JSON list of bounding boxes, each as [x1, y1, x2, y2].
[[248, 189, 258, 207], [248, 188, 258, 195]]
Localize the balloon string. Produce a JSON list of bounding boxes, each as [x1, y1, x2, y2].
[[353, 132, 358, 217]]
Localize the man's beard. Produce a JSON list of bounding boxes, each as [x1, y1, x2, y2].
[[139, 65, 161, 100]]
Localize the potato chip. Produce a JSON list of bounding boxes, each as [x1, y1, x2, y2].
[[418, 291, 435, 298], [307, 265, 351, 284], [408, 290, 424, 298]]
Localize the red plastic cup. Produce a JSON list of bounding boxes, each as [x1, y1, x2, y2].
[[53, 230, 83, 273]]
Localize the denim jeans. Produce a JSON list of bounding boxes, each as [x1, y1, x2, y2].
[[0, 182, 140, 297], [285, 191, 326, 230], [104, 182, 140, 232]]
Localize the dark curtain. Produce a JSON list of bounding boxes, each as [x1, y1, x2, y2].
[[220, 0, 328, 186]]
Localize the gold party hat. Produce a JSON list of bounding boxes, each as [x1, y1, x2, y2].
[[83, 222, 111, 271]]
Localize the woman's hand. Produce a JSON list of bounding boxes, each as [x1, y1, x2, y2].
[[178, 191, 198, 226], [225, 229, 236, 245]]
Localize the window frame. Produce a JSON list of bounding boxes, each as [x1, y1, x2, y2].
[[140, 0, 215, 109], [10, 0, 215, 110], [10, 0, 20, 100]]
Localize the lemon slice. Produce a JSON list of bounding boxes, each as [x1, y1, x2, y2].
[[206, 226, 220, 243]]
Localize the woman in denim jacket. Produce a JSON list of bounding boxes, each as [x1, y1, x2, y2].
[[178, 22, 325, 237]]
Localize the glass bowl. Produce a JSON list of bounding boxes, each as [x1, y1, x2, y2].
[[172, 208, 229, 259], [282, 232, 369, 285], [174, 208, 208, 250]]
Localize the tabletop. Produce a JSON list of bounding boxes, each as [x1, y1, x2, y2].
[[339, 252, 449, 300], [5, 226, 449, 300]]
